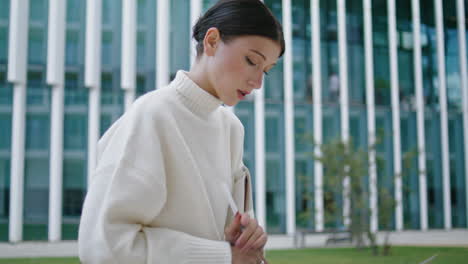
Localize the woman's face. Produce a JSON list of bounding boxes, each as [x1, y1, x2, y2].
[[203, 29, 281, 106]]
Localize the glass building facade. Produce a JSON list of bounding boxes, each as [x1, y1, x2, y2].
[[0, 0, 467, 242]]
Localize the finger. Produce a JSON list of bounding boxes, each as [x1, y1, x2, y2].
[[251, 233, 268, 250], [240, 213, 251, 227], [235, 217, 258, 248], [225, 213, 242, 242], [241, 226, 264, 252]]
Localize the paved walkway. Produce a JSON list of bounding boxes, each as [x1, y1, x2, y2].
[[1, 229, 467, 258]]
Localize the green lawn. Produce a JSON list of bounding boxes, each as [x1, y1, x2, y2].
[[0, 246, 467, 264], [266, 246, 468, 264]]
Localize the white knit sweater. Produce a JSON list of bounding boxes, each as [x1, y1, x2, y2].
[[78, 71, 253, 264]]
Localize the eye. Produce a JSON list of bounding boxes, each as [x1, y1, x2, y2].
[[245, 57, 256, 66], [263, 71, 269, 76]]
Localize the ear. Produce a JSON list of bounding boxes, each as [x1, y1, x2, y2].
[[203, 27, 221, 56]]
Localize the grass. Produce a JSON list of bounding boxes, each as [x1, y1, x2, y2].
[[0, 246, 467, 263], [266, 246, 468, 264]]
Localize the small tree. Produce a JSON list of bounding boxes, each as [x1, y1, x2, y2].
[[300, 132, 416, 256]]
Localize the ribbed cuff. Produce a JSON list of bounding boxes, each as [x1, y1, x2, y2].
[[183, 236, 231, 264]]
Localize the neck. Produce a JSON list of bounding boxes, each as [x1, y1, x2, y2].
[[187, 61, 218, 99]]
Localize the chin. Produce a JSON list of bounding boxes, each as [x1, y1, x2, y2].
[[222, 98, 239, 107], [224, 101, 237, 107]]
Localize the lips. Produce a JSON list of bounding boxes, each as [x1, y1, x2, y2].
[[239, 90, 250, 96], [237, 89, 251, 100]]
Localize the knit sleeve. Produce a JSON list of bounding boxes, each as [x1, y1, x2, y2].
[[78, 102, 231, 264], [228, 112, 254, 218]]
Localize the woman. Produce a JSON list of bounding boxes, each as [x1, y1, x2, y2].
[[78, 0, 285, 263]]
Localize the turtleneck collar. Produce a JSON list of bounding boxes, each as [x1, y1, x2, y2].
[[172, 70, 223, 115]]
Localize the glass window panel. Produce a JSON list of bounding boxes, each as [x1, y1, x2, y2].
[[323, 105, 340, 143], [136, 75, 148, 97], [29, 0, 46, 22], [235, 101, 256, 206], [0, 156, 10, 241], [425, 116, 444, 228], [137, 31, 146, 68], [295, 159, 314, 229], [62, 70, 88, 239], [63, 159, 86, 216], [62, 158, 86, 240], [400, 112, 420, 229], [0, 27, 7, 63], [66, 30, 79, 66], [64, 114, 87, 150], [266, 117, 279, 152], [100, 72, 124, 127], [421, 0, 439, 107], [27, 71, 49, 106], [347, 0, 365, 105], [65, 72, 88, 105], [66, 0, 81, 23], [102, 0, 112, 25], [102, 32, 113, 66], [25, 114, 50, 151], [266, 159, 286, 234], [100, 114, 112, 136], [0, 0, 9, 20], [28, 28, 44, 64], [264, 0, 284, 101], [294, 116, 307, 152], [292, 0, 311, 102], [320, 1, 339, 105], [170, 0, 190, 76], [0, 114, 11, 149], [449, 114, 466, 228], [265, 102, 285, 234], [0, 73, 12, 105], [444, 2, 462, 111], [376, 109, 395, 230], [202, 0, 218, 12], [0, 155, 8, 240], [137, 0, 146, 25], [0, 159, 10, 217], [396, 0, 415, 108], [372, 0, 391, 106], [23, 158, 49, 240]]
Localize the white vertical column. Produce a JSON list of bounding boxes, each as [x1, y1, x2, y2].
[[121, 0, 137, 111], [363, 0, 378, 233], [412, 0, 428, 231], [311, 0, 324, 232], [337, 0, 351, 227], [255, 0, 267, 231], [85, 0, 102, 187], [283, 0, 295, 235], [457, 0, 468, 228], [190, 0, 202, 66], [388, 0, 403, 231], [46, 0, 67, 242], [434, 0, 452, 230], [255, 88, 266, 229], [7, 0, 29, 243], [156, 0, 170, 89]]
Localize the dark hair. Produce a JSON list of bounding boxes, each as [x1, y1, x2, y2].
[[192, 0, 285, 58]]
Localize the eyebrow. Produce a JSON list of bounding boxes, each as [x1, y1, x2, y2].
[[249, 49, 266, 60]]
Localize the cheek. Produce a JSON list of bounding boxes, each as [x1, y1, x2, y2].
[[213, 56, 247, 87], [218, 54, 244, 75]]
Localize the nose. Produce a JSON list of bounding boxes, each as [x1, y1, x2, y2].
[[248, 72, 263, 89]]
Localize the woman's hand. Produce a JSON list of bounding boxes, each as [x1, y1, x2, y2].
[[231, 245, 265, 264], [225, 212, 268, 255]]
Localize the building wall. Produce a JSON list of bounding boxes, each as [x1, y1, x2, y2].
[[0, 0, 467, 242]]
